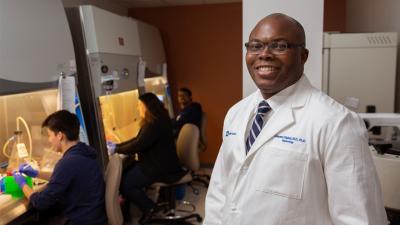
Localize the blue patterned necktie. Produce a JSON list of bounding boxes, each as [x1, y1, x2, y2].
[[246, 101, 271, 154]]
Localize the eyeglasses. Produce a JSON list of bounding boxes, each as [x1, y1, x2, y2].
[[245, 40, 305, 55]]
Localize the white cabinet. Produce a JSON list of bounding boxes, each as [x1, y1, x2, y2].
[[323, 32, 398, 113]]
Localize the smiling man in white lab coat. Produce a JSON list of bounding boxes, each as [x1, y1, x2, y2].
[[203, 13, 387, 225]]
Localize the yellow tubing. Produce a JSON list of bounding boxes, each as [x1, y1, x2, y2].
[[16, 117, 33, 161], [2, 135, 15, 158]]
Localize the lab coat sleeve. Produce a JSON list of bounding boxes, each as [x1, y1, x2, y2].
[[203, 120, 229, 225], [323, 113, 388, 225]]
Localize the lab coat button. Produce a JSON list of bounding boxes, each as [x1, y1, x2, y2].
[[231, 206, 237, 211]]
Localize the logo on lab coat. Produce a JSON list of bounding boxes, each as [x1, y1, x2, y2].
[[225, 131, 237, 137]]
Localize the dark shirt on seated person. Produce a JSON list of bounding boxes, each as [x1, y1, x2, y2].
[[173, 102, 202, 136], [29, 142, 107, 225], [116, 117, 185, 183]]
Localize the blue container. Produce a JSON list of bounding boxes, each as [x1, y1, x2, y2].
[[0, 177, 5, 192]]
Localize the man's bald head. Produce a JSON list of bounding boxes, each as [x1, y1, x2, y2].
[[251, 13, 306, 47]]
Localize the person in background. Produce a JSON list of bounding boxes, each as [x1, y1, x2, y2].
[[203, 13, 387, 225], [13, 110, 107, 225], [173, 87, 202, 137], [108, 92, 185, 225]]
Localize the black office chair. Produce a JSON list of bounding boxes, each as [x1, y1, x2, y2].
[[147, 124, 203, 225]]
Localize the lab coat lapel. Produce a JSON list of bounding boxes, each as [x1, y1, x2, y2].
[[246, 75, 312, 158], [247, 104, 295, 157], [235, 96, 258, 161]]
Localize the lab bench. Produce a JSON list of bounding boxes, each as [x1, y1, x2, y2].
[[0, 182, 46, 225]]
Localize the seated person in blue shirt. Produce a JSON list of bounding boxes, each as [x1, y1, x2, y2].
[[13, 110, 107, 225], [108, 92, 185, 225], [173, 87, 202, 137]]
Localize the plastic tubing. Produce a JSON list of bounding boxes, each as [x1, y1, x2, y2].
[[16, 116, 33, 161], [2, 135, 15, 158]]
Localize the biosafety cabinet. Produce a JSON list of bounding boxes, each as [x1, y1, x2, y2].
[[0, 0, 76, 223], [66, 5, 169, 167], [139, 22, 174, 118], [0, 0, 75, 167], [322, 32, 398, 113]]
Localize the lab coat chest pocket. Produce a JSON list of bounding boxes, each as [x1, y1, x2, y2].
[[255, 147, 308, 199]]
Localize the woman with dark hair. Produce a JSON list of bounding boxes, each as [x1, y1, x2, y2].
[[110, 92, 185, 224]]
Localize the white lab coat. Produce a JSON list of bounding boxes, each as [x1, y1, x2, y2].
[[203, 76, 387, 225]]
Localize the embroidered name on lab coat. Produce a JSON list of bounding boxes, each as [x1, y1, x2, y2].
[[274, 135, 306, 144]]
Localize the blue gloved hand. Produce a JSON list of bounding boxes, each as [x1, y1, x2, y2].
[[19, 163, 39, 178], [106, 141, 116, 155], [13, 171, 26, 189]]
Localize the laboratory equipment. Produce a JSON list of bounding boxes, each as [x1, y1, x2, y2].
[[370, 145, 400, 224], [0, 90, 59, 171], [323, 32, 398, 113], [144, 76, 174, 118], [0, 0, 75, 171], [4, 117, 32, 172], [359, 113, 400, 219], [359, 113, 400, 149], [0, 0, 75, 223], [66, 5, 144, 168], [2, 176, 33, 198], [66, 5, 172, 167], [136, 21, 174, 118]]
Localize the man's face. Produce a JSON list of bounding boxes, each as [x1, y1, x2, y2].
[[47, 128, 62, 152], [245, 16, 308, 98], [178, 91, 191, 108]]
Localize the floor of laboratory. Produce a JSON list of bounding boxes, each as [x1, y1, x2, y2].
[[123, 168, 400, 225], [125, 170, 210, 225]]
